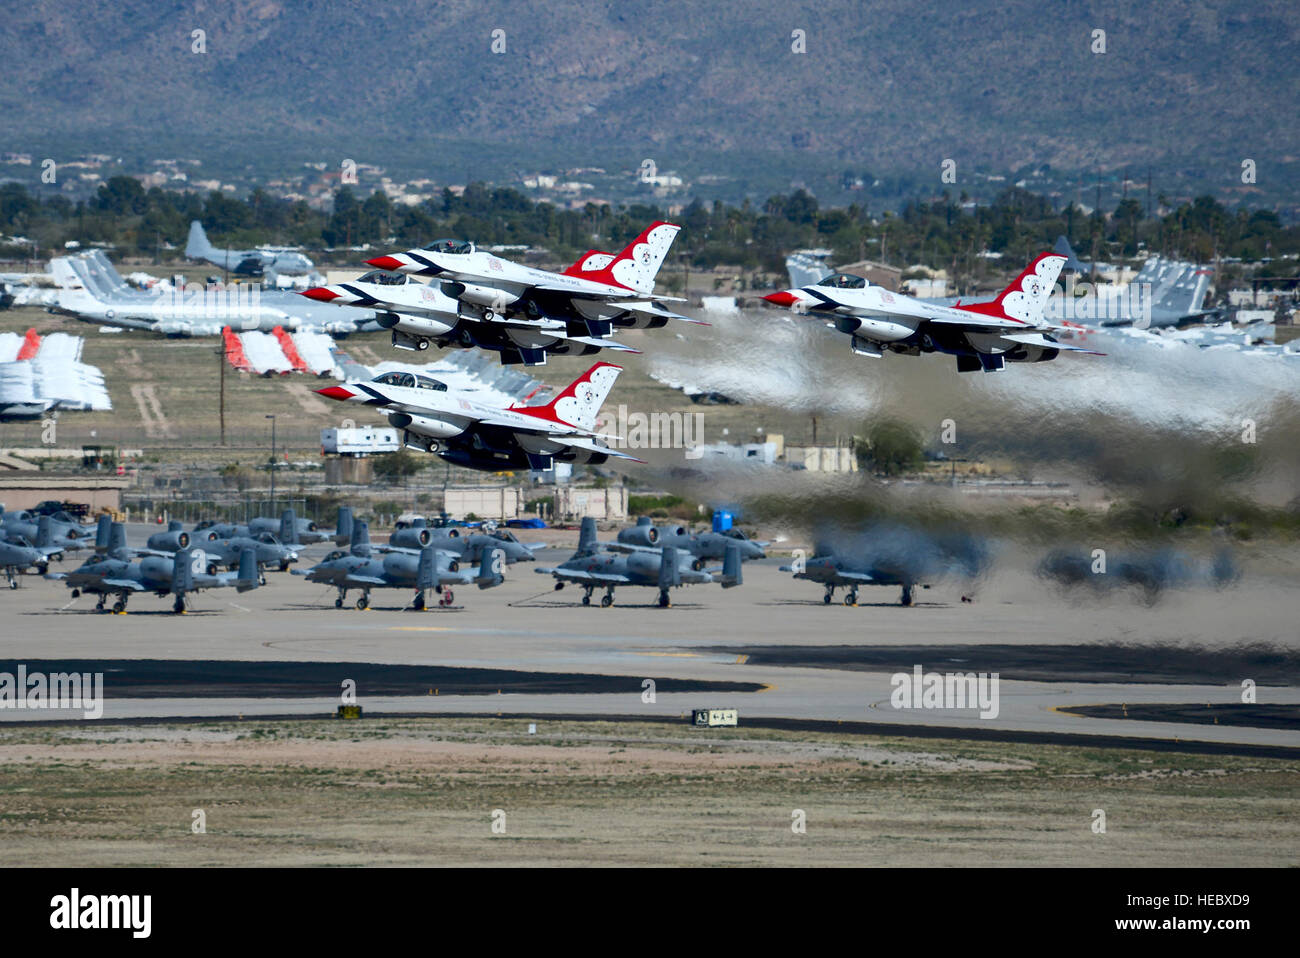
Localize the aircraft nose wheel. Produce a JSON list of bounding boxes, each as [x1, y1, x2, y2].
[[581, 595, 591, 606], [334, 597, 344, 609], [823, 592, 833, 605], [356, 595, 369, 610]]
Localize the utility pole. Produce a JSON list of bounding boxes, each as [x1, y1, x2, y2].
[[266, 414, 277, 512], [218, 345, 226, 445]]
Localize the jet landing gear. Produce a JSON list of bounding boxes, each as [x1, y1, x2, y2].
[[95, 595, 106, 612], [356, 593, 370, 611], [112, 597, 127, 614], [172, 595, 187, 614], [602, 587, 616, 608], [844, 589, 858, 607], [656, 590, 670, 609], [823, 586, 834, 605], [581, 586, 594, 606], [335, 589, 347, 609], [412, 591, 426, 611], [900, 585, 913, 607]]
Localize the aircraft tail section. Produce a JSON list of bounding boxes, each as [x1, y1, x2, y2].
[[186, 221, 215, 259], [35, 516, 52, 548], [562, 250, 616, 278], [1157, 265, 1213, 315], [107, 522, 128, 558], [514, 361, 622, 432], [334, 505, 353, 545], [658, 545, 681, 590], [235, 547, 259, 591], [577, 517, 599, 557], [350, 519, 371, 557], [476, 547, 506, 589], [721, 542, 743, 589], [574, 222, 680, 294], [416, 545, 436, 591], [94, 515, 112, 553], [173, 548, 198, 594], [279, 508, 298, 546], [956, 252, 1066, 325]]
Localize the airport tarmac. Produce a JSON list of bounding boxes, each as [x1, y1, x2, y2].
[[1, 539, 1297, 752]]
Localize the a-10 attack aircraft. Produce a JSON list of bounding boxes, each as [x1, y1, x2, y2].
[[616, 517, 766, 569], [303, 222, 700, 366], [194, 507, 353, 549], [780, 524, 989, 606], [763, 251, 1101, 372], [293, 520, 506, 610], [536, 517, 743, 608], [384, 521, 539, 564], [186, 221, 315, 278], [316, 360, 641, 472], [0, 538, 48, 587], [50, 530, 260, 613]]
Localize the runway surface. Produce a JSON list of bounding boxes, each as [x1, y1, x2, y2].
[[2, 541, 1297, 754]]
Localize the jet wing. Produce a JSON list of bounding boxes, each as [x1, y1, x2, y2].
[[101, 578, 146, 591], [544, 568, 632, 583], [998, 332, 1106, 355], [342, 575, 388, 586], [551, 436, 646, 463], [617, 301, 710, 325]]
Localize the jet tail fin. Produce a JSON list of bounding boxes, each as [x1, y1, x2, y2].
[[572, 222, 681, 294], [416, 545, 436, 591], [721, 542, 743, 589], [514, 361, 622, 432], [35, 516, 52, 549], [173, 548, 197, 594], [350, 519, 371, 557], [236, 547, 259, 591], [476, 547, 505, 589], [107, 522, 128, 558], [279, 508, 298, 546], [186, 221, 214, 259], [658, 545, 681, 590], [94, 514, 112, 553], [577, 517, 599, 557], [1053, 236, 1088, 273], [335, 505, 353, 545], [955, 252, 1066, 326]]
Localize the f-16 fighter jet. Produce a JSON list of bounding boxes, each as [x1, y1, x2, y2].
[[51, 541, 260, 613], [762, 251, 1101, 373], [305, 222, 700, 366], [316, 360, 641, 473], [536, 517, 743, 608], [293, 519, 505, 610]]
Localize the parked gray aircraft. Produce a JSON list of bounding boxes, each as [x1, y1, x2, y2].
[[46, 250, 381, 336], [51, 540, 260, 613], [198, 506, 351, 548], [1051, 237, 1219, 329], [538, 517, 743, 607], [780, 524, 989, 606], [294, 519, 505, 609], [0, 509, 95, 552], [1, 538, 47, 586], [616, 516, 766, 569], [385, 521, 538, 564], [191, 526, 298, 576], [186, 221, 315, 278]]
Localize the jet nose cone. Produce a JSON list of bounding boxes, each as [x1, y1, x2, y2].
[[316, 385, 355, 401], [762, 290, 799, 308], [300, 287, 339, 302], [365, 255, 405, 271]]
